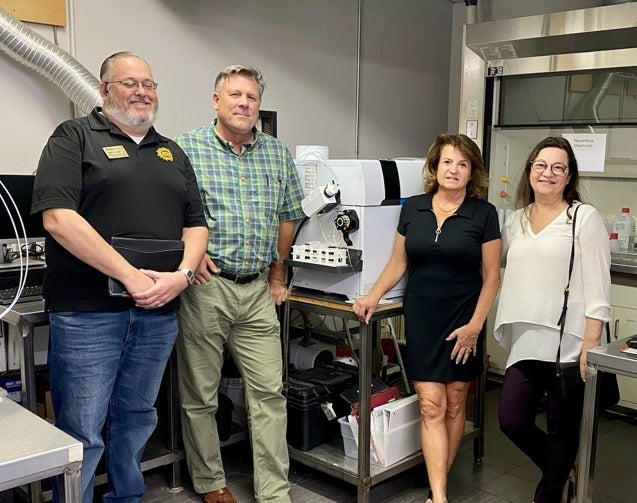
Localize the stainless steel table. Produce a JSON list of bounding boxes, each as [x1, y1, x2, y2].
[[577, 336, 637, 502], [0, 396, 82, 502], [283, 291, 484, 503]]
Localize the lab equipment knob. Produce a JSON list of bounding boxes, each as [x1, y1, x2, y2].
[[334, 209, 359, 246]]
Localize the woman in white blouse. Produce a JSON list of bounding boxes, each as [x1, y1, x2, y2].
[[493, 136, 611, 503]]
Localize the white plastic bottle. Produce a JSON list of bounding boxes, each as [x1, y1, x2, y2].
[[612, 208, 636, 253], [609, 233, 620, 253]]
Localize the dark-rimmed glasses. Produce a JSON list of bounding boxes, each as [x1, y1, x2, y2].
[[530, 160, 568, 176]]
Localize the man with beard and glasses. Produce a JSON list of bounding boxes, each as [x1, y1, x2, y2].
[[31, 51, 208, 503]]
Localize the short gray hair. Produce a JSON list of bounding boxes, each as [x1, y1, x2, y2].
[[214, 65, 265, 98]]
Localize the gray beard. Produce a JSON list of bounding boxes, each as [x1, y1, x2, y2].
[[103, 100, 157, 135]]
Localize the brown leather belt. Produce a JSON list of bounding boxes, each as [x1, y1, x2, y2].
[[217, 270, 261, 285]]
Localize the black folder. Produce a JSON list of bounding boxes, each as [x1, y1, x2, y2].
[[108, 237, 184, 296]]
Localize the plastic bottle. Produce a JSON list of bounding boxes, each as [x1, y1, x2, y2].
[[602, 214, 615, 236], [612, 208, 636, 253], [609, 232, 620, 253]]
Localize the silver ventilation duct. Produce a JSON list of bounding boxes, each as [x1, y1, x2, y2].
[[0, 6, 101, 115]]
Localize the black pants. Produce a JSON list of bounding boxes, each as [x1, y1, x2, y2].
[[498, 360, 581, 503]]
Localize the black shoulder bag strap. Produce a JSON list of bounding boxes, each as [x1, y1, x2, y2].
[[556, 203, 582, 364]]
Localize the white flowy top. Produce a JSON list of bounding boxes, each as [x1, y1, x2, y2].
[[493, 203, 611, 368]]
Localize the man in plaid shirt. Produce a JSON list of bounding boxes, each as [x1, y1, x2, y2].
[[175, 65, 304, 503]]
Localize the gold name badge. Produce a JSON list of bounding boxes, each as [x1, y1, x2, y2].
[[102, 145, 129, 159]]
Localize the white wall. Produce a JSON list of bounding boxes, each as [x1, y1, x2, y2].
[[357, 0, 452, 159], [0, 22, 73, 174], [0, 0, 454, 176], [1, 0, 619, 176]]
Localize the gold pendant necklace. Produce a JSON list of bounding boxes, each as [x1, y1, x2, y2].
[[433, 195, 460, 213]]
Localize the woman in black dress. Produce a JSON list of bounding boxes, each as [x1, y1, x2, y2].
[[353, 133, 501, 503]]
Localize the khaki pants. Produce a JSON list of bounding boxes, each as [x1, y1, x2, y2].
[[176, 273, 290, 502]]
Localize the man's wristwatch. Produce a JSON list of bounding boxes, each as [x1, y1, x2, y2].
[[180, 268, 195, 286]]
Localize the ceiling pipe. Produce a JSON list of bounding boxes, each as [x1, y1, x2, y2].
[[354, 0, 362, 158], [0, 6, 101, 115]]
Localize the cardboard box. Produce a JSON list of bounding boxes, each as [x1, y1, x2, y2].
[[0, 377, 21, 403], [45, 390, 55, 422]]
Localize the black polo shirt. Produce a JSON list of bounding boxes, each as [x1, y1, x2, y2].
[[32, 107, 206, 312]]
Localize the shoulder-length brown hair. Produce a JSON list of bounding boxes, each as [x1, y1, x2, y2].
[[423, 133, 488, 199], [514, 136, 582, 209]]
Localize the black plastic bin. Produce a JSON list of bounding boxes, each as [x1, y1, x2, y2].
[[285, 367, 355, 451]]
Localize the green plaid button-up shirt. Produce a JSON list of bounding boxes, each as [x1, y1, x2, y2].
[[175, 122, 304, 274]]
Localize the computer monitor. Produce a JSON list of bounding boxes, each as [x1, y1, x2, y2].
[[0, 174, 46, 246]]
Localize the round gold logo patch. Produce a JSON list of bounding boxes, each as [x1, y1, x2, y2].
[[156, 147, 173, 162]]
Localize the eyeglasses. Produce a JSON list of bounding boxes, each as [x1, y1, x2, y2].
[[104, 79, 158, 90], [530, 160, 568, 176]]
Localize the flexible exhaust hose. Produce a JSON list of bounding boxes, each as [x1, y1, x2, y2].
[[0, 6, 101, 115]]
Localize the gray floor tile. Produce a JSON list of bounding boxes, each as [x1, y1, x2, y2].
[[141, 386, 637, 503]]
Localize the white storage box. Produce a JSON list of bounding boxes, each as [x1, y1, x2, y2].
[[338, 414, 421, 467]]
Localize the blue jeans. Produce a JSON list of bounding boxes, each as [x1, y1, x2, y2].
[[49, 308, 177, 503]]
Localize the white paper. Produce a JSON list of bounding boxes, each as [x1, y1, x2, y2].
[[562, 133, 607, 173]]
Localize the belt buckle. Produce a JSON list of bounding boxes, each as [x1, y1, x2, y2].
[[237, 272, 259, 284], [222, 270, 259, 284]]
